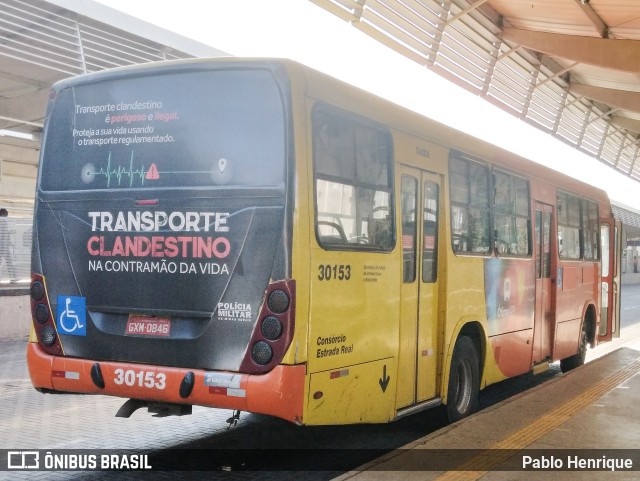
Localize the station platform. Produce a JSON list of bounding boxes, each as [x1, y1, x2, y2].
[[337, 327, 640, 480]]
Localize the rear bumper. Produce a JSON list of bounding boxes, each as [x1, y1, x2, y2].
[[27, 341, 306, 424]]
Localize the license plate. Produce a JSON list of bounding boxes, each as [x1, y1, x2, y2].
[[125, 315, 171, 337]]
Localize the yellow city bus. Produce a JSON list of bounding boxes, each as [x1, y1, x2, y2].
[[27, 58, 620, 425]]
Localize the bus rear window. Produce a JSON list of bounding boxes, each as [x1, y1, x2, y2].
[[40, 69, 285, 191]]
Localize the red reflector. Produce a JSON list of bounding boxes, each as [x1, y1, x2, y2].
[[53, 370, 79, 380], [135, 199, 159, 206], [209, 386, 227, 395], [330, 369, 349, 379]]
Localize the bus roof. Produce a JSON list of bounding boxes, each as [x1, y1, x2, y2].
[[49, 56, 611, 210], [295, 59, 611, 209]]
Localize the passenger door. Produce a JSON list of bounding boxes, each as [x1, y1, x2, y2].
[[397, 166, 441, 408], [598, 218, 622, 342], [533, 202, 554, 362]]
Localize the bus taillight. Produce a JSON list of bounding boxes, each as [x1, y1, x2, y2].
[[267, 289, 290, 313], [240, 280, 296, 374], [30, 274, 63, 355], [261, 316, 283, 340]]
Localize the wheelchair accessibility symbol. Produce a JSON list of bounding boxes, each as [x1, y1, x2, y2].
[[56, 296, 87, 336]]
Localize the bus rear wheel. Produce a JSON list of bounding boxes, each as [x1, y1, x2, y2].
[[445, 336, 480, 423], [560, 328, 588, 373]]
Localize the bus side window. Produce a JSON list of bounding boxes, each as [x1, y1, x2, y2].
[[449, 154, 490, 255], [557, 192, 581, 260], [312, 106, 394, 251], [493, 170, 530, 256]]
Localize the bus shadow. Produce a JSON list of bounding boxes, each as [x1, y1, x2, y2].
[[72, 367, 562, 480]]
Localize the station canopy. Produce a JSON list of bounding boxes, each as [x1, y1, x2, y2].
[[0, 0, 224, 213], [312, 0, 640, 184]]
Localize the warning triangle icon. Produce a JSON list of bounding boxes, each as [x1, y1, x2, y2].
[[145, 163, 160, 180]]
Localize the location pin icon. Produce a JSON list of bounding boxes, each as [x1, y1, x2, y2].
[[218, 158, 227, 173]]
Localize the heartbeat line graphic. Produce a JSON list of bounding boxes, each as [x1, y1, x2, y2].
[[86, 152, 221, 188], [93, 152, 149, 187]]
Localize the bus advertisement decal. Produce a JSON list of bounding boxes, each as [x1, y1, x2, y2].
[[56, 296, 87, 336], [484, 258, 535, 335]]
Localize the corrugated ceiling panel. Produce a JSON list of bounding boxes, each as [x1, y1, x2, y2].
[[488, 56, 536, 115], [582, 115, 608, 156], [528, 91, 561, 131], [309, 0, 363, 22], [360, 5, 437, 63], [434, 4, 499, 93], [312, 0, 640, 183], [619, 143, 638, 172], [527, 69, 566, 130], [80, 25, 168, 66], [436, 40, 488, 91], [0, 0, 83, 74], [601, 133, 622, 166], [0, 0, 195, 77]]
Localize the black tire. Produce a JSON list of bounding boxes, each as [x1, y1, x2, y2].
[[560, 328, 588, 373], [445, 336, 480, 423]]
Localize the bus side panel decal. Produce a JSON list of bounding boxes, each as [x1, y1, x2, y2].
[[484, 257, 535, 376]]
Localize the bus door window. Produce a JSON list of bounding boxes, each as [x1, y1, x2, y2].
[[544, 212, 552, 278], [423, 181, 439, 283], [600, 224, 611, 336], [535, 211, 542, 279], [536, 210, 552, 280], [401, 176, 418, 283], [533, 203, 554, 362]]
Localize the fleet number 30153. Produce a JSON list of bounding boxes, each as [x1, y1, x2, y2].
[[113, 368, 166, 390]]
